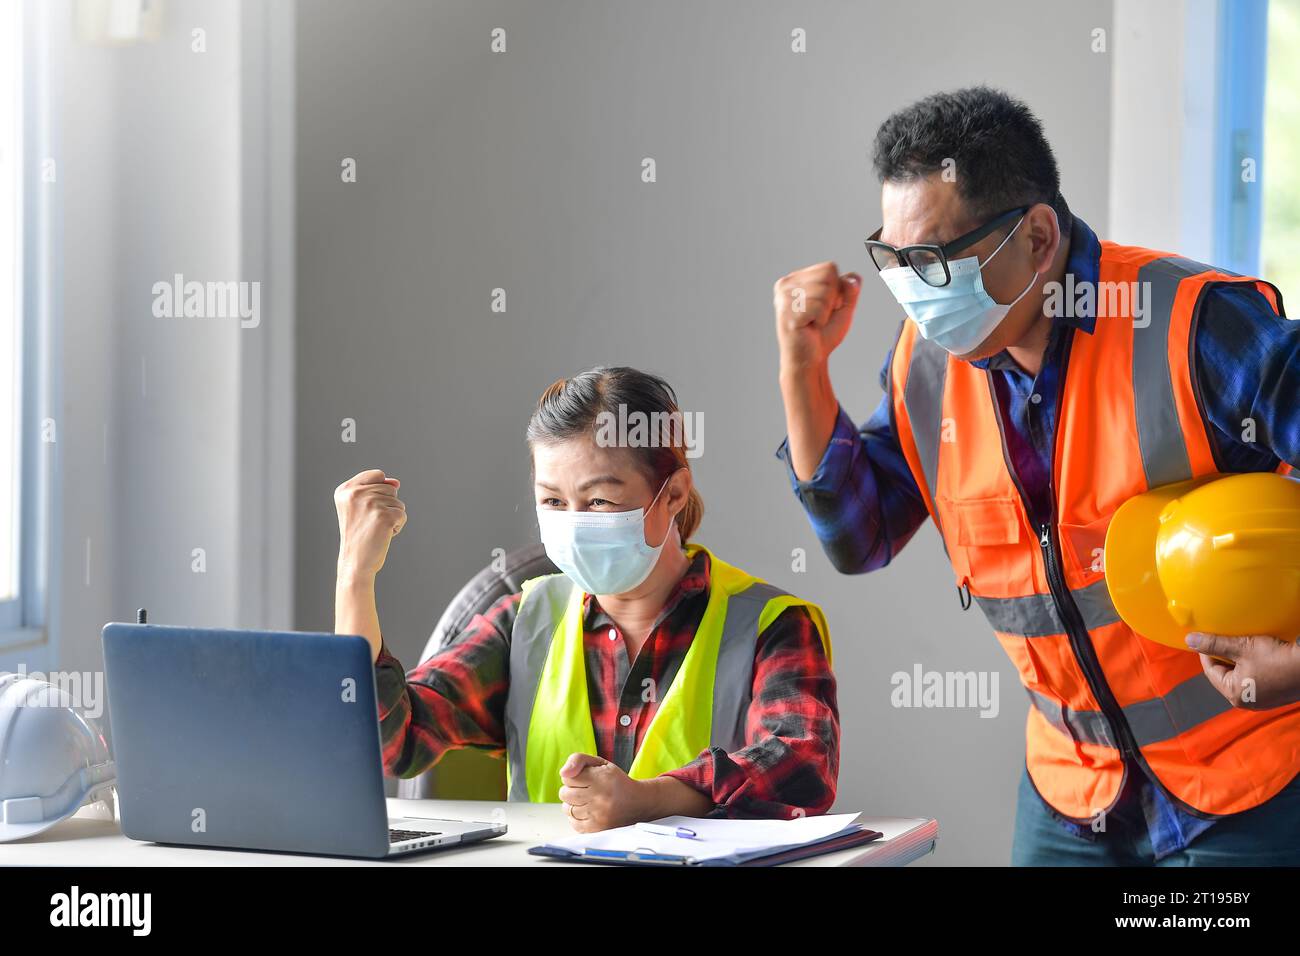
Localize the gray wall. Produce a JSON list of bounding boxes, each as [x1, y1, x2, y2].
[[295, 0, 1113, 864], [38, 0, 244, 680], [7, 0, 296, 737]]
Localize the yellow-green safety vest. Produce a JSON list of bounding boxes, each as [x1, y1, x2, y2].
[[503, 542, 831, 802]]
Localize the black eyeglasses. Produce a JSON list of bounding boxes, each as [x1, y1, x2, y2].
[[864, 205, 1030, 288]]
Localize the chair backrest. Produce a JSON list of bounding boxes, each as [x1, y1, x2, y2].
[[419, 541, 559, 661], [395, 542, 559, 800]]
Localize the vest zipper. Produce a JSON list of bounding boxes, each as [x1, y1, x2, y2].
[[986, 329, 1218, 822], [1035, 516, 1133, 761], [991, 416, 1131, 763], [981, 336, 1130, 817]]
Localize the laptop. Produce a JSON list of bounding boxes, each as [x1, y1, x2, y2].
[[101, 621, 507, 859]]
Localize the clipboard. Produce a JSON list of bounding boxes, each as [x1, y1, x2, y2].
[[528, 824, 883, 866]]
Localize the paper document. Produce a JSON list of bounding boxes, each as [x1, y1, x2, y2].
[[542, 812, 863, 864]]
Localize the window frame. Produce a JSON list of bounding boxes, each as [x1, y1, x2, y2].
[[1214, 0, 1270, 276], [1, 0, 58, 653], [0, 0, 24, 635]]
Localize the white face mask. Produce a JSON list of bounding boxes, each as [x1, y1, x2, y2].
[[880, 215, 1038, 356], [536, 477, 677, 595]]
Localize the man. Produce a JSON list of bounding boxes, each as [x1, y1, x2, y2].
[[773, 86, 1300, 865]]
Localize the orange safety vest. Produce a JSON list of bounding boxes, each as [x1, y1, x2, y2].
[[888, 242, 1300, 822]]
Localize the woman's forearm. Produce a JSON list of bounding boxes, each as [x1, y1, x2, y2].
[[644, 775, 714, 819], [332, 469, 407, 663], [335, 566, 383, 663]]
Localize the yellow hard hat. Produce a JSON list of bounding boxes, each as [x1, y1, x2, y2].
[[1104, 471, 1300, 651]]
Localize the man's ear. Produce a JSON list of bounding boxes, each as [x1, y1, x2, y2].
[[1026, 203, 1061, 272]]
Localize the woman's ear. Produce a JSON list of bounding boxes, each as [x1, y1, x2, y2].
[[664, 466, 692, 520], [644, 468, 689, 548]]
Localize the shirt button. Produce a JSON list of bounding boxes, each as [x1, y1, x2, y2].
[[619, 714, 632, 727], [1030, 392, 1043, 405], [607, 628, 617, 641]]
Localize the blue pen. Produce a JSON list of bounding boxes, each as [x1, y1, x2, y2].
[[635, 822, 698, 839]]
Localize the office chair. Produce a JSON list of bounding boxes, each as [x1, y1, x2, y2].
[[395, 542, 559, 800]]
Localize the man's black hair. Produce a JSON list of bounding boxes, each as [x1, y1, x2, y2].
[[872, 86, 1072, 236]]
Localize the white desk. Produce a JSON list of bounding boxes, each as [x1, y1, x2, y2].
[[2, 799, 938, 867]]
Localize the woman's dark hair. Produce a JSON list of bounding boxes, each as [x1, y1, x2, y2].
[[872, 85, 1072, 236], [526, 366, 704, 540]]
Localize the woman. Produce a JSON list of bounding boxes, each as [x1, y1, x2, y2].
[[334, 366, 838, 832]]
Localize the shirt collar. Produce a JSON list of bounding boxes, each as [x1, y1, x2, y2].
[[969, 212, 1101, 371], [584, 545, 711, 630]]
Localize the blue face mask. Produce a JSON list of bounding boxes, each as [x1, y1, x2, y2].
[[536, 477, 677, 595], [880, 216, 1037, 356]]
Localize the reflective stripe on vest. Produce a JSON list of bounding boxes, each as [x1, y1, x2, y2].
[[1024, 673, 1234, 750], [901, 328, 950, 541], [972, 579, 1119, 637], [503, 543, 831, 802], [889, 242, 1300, 821], [1133, 256, 1226, 485]]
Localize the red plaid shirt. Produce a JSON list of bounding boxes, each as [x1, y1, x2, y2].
[[374, 547, 839, 818]]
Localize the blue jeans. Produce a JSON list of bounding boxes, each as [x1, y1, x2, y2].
[[1011, 763, 1300, 866]]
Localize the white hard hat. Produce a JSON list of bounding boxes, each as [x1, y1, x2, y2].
[[0, 671, 116, 842]]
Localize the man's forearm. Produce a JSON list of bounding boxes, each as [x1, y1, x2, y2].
[[335, 566, 383, 663], [779, 361, 840, 481]]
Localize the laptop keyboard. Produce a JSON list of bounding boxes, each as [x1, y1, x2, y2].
[[389, 827, 443, 843]]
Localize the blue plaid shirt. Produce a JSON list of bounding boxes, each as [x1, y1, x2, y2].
[[776, 214, 1300, 860]]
